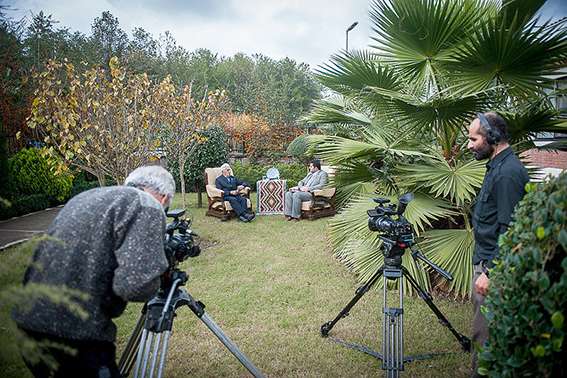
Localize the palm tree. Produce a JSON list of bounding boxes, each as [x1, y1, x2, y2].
[[305, 0, 567, 297]]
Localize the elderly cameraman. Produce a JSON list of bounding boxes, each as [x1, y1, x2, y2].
[[13, 165, 174, 378], [467, 112, 529, 377]]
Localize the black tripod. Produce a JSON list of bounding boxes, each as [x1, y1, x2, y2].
[[320, 239, 471, 377], [118, 271, 264, 378]]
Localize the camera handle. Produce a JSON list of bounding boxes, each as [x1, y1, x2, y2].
[[409, 246, 453, 281], [118, 278, 265, 378]]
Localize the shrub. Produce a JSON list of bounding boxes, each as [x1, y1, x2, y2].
[[231, 162, 307, 189], [0, 194, 50, 220], [478, 173, 566, 377], [0, 135, 9, 198], [69, 172, 99, 199], [170, 126, 229, 191], [286, 135, 310, 161], [7, 148, 73, 204]]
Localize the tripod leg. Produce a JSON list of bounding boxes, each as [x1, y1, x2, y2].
[[133, 329, 149, 378], [321, 266, 385, 336], [148, 333, 162, 377], [157, 331, 171, 378], [199, 312, 265, 378], [119, 311, 146, 376], [382, 270, 402, 377], [401, 267, 471, 352]]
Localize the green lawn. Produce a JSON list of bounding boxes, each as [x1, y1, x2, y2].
[[0, 193, 473, 377]]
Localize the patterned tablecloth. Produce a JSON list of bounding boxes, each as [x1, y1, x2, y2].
[[256, 179, 287, 215]]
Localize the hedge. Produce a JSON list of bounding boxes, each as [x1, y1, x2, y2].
[[1, 148, 74, 219], [0, 194, 50, 220], [7, 148, 73, 202], [478, 173, 566, 377]]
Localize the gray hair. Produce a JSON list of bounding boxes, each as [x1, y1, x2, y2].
[[220, 163, 231, 171], [124, 165, 175, 200]]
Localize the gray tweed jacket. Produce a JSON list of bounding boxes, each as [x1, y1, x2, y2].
[[13, 186, 168, 342]]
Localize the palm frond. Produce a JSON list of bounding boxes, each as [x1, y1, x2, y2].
[[417, 228, 475, 298], [364, 87, 492, 151], [369, 0, 490, 90], [451, 15, 567, 96], [501, 0, 546, 27], [500, 102, 567, 144], [315, 52, 403, 97], [400, 193, 459, 233], [304, 97, 372, 126], [333, 162, 378, 206], [397, 155, 486, 205], [306, 134, 386, 165]]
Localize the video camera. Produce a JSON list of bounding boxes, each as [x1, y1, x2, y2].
[[367, 193, 414, 262], [164, 209, 201, 267]]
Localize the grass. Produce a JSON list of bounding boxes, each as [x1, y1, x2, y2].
[[0, 193, 473, 377]]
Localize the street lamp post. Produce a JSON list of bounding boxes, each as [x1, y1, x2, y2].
[[345, 21, 358, 52]]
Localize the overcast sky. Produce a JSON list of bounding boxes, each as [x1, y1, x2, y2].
[[3, 0, 567, 71]]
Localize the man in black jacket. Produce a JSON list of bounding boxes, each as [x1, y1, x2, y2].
[[467, 112, 529, 377], [13, 165, 174, 378], [215, 163, 255, 222]]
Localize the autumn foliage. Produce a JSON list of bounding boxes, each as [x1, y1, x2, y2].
[[222, 113, 301, 159], [27, 58, 227, 199]]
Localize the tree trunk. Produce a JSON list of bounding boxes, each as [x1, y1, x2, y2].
[[179, 159, 186, 209], [96, 172, 106, 187], [196, 182, 203, 208]]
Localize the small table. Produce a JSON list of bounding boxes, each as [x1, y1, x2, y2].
[[256, 179, 287, 215]]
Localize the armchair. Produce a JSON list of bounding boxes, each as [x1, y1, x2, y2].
[[204, 167, 253, 220]]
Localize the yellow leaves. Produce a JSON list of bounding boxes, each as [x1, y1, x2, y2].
[[15, 131, 21, 140], [29, 57, 235, 180], [109, 56, 119, 72]]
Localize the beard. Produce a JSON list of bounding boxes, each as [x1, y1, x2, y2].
[[472, 142, 493, 160]]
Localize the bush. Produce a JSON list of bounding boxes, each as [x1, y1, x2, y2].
[[69, 172, 99, 198], [170, 126, 229, 191], [7, 148, 73, 203], [0, 194, 50, 220], [231, 162, 307, 189], [286, 135, 310, 161], [479, 173, 566, 377], [0, 135, 9, 198]]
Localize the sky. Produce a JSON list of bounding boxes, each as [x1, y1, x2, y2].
[[3, 0, 567, 71]]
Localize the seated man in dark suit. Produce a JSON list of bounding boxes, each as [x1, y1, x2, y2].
[[215, 163, 255, 222]]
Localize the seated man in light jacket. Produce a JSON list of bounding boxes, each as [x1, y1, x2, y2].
[[284, 159, 328, 222]]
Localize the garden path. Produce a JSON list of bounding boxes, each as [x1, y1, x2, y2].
[[0, 207, 61, 250]]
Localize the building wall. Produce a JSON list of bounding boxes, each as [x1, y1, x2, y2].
[[521, 148, 566, 179]]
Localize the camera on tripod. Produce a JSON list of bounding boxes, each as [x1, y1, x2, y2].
[[367, 193, 414, 260], [321, 192, 471, 375], [164, 208, 201, 267], [119, 208, 265, 378]]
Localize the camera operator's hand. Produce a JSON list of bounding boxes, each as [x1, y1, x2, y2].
[[230, 190, 238, 195], [474, 273, 490, 296]]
